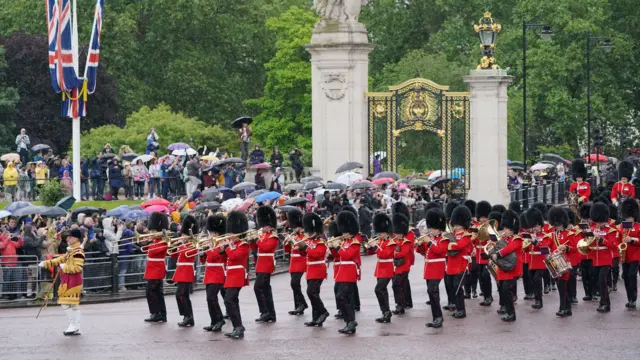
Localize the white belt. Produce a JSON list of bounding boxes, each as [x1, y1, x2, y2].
[[177, 262, 194, 267], [226, 265, 245, 270], [463, 256, 472, 262], [377, 259, 394, 263], [308, 261, 326, 265], [291, 254, 302, 258], [206, 263, 225, 267], [258, 253, 275, 257], [475, 245, 484, 249], [425, 258, 446, 263], [529, 251, 542, 255], [334, 262, 342, 265], [592, 246, 608, 250], [341, 261, 356, 266], [147, 258, 164, 262]]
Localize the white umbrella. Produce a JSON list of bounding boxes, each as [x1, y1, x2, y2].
[[221, 198, 243, 212], [370, 151, 387, 161], [427, 170, 442, 181], [132, 154, 155, 163], [0, 210, 12, 219], [172, 148, 197, 156], [336, 172, 363, 185], [530, 163, 553, 171]]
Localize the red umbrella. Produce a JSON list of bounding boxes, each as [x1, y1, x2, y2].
[[235, 197, 256, 212], [141, 198, 171, 209], [585, 154, 608, 163], [252, 163, 272, 169], [143, 205, 169, 214], [372, 177, 395, 185]]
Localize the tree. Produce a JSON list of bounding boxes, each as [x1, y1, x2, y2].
[[245, 6, 317, 162], [0, 46, 19, 153], [79, 104, 236, 158]]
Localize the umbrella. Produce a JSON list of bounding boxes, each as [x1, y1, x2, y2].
[[223, 157, 246, 165], [122, 153, 139, 162], [398, 183, 409, 191], [409, 179, 430, 187], [55, 196, 76, 210], [200, 155, 219, 162], [143, 205, 169, 214], [168, 142, 191, 151], [133, 154, 154, 164], [303, 181, 324, 190], [585, 154, 608, 163], [349, 181, 375, 190], [12, 205, 45, 217], [31, 144, 51, 152], [301, 176, 323, 183], [509, 161, 524, 167], [41, 206, 68, 218], [236, 198, 256, 212], [285, 183, 303, 192], [431, 178, 452, 189], [370, 151, 387, 161], [509, 165, 524, 172], [255, 191, 282, 203], [1, 153, 20, 162], [128, 204, 142, 211], [252, 163, 272, 169], [248, 189, 269, 198], [106, 205, 131, 217], [276, 205, 299, 213], [232, 182, 256, 192], [142, 198, 171, 209], [73, 206, 105, 216], [172, 148, 197, 156], [335, 161, 363, 174], [283, 197, 308, 206], [4, 201, 33, 212], [99, 153, 116, 160], [231, 116, 253, 129], [373, 171, 400, 180], [0, 210, 12, 219], [120, 210, 149, 221], [427, 170, 443, 181], [203, 187, 219, 195], [541, 153, 567, 164], [326, 182, 347, 191], [195, 201, 221, 212], [336, 172, 363, 185], [221, 198, 244, 212], [372, 177, 395, 185], [530, 163, 553, 171]]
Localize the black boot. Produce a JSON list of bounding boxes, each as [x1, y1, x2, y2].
[[160, 312, 167, 322], [392, 307, 405, 315], [596, 305, 611, 313], [178, 316, 194, 327], [452, 310, 466, 319], [262, 313, 277, 323], [255, 313, 268, 323], [375, 311, 392, 323], [443, 304, 456, 311], [524, 293, 535, 300], [144, 313, 162, 323], [612, 283, 617, 292], [500, 313, 516, 322], [531, 301, 543, 309], [497, 306, 506, 315], [426, 317, 443, 328], [555, 309, 566, 317], [203, 324, 214, 331], [479, 297, 493, 306], [571, 297, 579, 304], [211, 320, 225, 332], [582, 296, 593, 301], [224, 326, 245, 339], [314, 312, 329, 326], [425, 300, 431, 305], [472, 291, 478, 299], [338, 321, 357, 334], [334, 311, 343, 319]]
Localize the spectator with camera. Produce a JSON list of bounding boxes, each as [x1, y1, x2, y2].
[[21, 222, 43, 299], [1, 221, 23, 300]]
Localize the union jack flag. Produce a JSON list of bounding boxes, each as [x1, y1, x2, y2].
[[85, 0, 104, 95]]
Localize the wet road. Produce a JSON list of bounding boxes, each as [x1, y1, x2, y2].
[[3, 255, 640, 360]]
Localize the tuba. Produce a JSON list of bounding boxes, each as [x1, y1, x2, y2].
[[577, 226, 598, 256]]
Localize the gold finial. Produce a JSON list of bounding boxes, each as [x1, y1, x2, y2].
[[484, 11, 492, 18]]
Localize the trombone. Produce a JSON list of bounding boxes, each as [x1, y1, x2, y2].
[[116, 231, 165, 245], [166, 234, 198, 255]]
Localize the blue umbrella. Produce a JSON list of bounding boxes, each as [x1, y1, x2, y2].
[[120, 210, 149, 221], [4, 201, 33, 212], [255, 191, 282, 203], [55, 196, 76, 211], [106, 205, 130, 217]]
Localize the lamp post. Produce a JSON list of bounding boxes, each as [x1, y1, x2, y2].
[[474, 12, 502, 70], [586, 30, 613, 160], [522, 17, 553, 173]]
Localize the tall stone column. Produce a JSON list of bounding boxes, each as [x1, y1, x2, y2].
[[464, 69, 513, 205], [306, 20, 374, 181]]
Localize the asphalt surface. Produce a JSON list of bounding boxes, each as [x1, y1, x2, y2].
[[3, 255, 640, 360]]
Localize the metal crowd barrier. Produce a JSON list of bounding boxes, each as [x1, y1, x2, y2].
[[509, 181, 567, 210], [0, 255, 41, 300]]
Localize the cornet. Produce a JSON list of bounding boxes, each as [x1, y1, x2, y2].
[[326, 236, 344, 248]]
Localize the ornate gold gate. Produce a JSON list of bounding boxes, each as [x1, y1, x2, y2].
[[366, 78, 470, 191]]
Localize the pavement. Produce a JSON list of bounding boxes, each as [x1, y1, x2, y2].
[[3, 255, 640, 360]]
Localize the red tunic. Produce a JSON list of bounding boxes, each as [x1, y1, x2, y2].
[[405, 230, 416, 267], [171, 242, 196, 283], [528, 232, 553, 270], [251, 231, 279, 274], [301, 237, 327, 280], [334, 238, 361, 283], [284, 232, 307, 273], [569, 181, 591, 202], [143, 237, 167, 280], [224, 240, 250, 288], [549, 230, 573, 280], [201, 248, 226, 285], [473, 221, 489, 265], [445, 231, 473, 275], [496, 235, 523, 281], [417, 235, 448, 280], [611, 181, 635, 203], [354, 234, 363, 280], [610, 223, 621, 259], [372, 239, 396, 279], [621, 223, 640, 263], [330, 248, 341, 280], [589, 223, 619, 267], [393, 237, 413, 274], [566, 227, 583, 267]]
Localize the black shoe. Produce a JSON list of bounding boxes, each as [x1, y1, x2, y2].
[[144, 313, 162, 323], [338, 321, 357, 334], [63, 329, 81, 336], [571, 297, 579, 304], [211, 320, 225, 332], [531, 301, 543, 309], [224, 326, 245, 339], [223, 313, 231, 319], [500, 314, 516, 322], [392, 307, 405, 315], [564, 310, 572, 316], [426, 317, 443, 328], [315, 312, 329, 326], [479, 297, 493, 307], [582, 296, 593, 301], [479, 292, 484, 297], [375, 311, 392, 323], [464, 293, 471, 299], [497, 306, 506, 315], [334, 311, 343, 319], [160, 312, 167, 322], [262, 314, 277, 323], [304, 320, 317, 327], [178, 316, 194, 327], [443, 304, 456, 311], [472, 291, 478, 299], [524, 294, 535, 300], [295, 304, 308, 315], [612, 284, 617, 292], [544, 286, 550, 294], [625, 302, 632, 308], [452, 311, 466, 319], [203, 324, 214, 331], [551, 285, 557, 291], [426, 300, 431, 305], [288, 309, 299, 315], [596, 305, 611, 313], [255, 313, 268, 323], [555, 310, 566, 317]]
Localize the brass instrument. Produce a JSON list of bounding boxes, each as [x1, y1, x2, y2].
[[619, 243, 628, 263], [326, 236, 344, 248], [477, 220, 499, 249], [166, 234, 198, 255], [577, 225, 598, 256], [117, 231, 165, 245]]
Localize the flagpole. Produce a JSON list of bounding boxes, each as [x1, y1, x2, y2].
[[71, 0, 81, 202]]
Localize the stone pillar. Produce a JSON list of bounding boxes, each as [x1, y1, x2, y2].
[[306, 21, 374, 181], [464, 69, 513, 205]]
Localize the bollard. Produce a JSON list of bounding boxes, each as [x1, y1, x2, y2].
[[111, 254, 119, 295]]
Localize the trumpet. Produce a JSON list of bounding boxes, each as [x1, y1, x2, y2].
[[326, 236, 344, 248], [184, 234, 231, 257]]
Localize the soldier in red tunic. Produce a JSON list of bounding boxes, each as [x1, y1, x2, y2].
[[171, 215, 198, 327], [201, 214, 227, 332], [252, 206, 280, 323], [475, 201, 493, 305], [492, 210, 522, 322], [462, 199, 479, 299], [446, 205, 474, 319], [392, 202, 413, 309], [391, 213, 412, 315], [298, 212, 329, 327], [142, 212, 169, 323], [612, 160, 636, 205], [368, 213, 395, 323], [546, 207, 574, 317], [532, 202, 554, 293], [569, 159, 591, 203], [619, 198, 640, 309], [564, 209, 582, 305], [524, 208, 551, 310], [608, 204, 621, 292], [579, 202, 598, 301], [222, 211, 251, 339], [442, 201, 459, 311], [331, 211, 361, 334], [284, 208, 308, 316], [327, 220, 345, 319], [418, 209, 449, 328], [589, 203, 619, 312]]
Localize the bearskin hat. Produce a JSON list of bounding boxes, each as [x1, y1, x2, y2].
[[328, 220, 342, 238], [181, 215, 199, 235], [287, 208, 304, 229], [548, 206, 569, 228], [303, 213, 323, 235], [445, 201, 459, 220], [148, 212, 169, 232], [609, 204, 618, 223], [426, 209, 447, 231], [532, 202, 548, 218], [463, 200, 477, 217], [593, 196, 611, 206], [519, 212, 529, 231], [565, 208, 577, 225], [373, 213, 393, 234], [571, 159, 587, 180], [392, 213, 410, 235], [525, 208, 544, 228], [337, 211, 359, 235], [206, 214, 226, 235], [620, 198, 640, 221], [489, 211, 503, 228], [475, 201, 492, 220], [590, 202, 610, 223], [226, 211, 249, 234], [425, 202, 442, 212], [450, 205, 472, 229], [579, 202, 592, 220], [256, 206, 277, 229], [508, 201, 522, 214], [491, 204, 507, 214], [169, 222, 179, 233], [392, 202, 409, 218], [619, 160, 634, 181], [341, 205, 358, 217], [501, 210, 520, 233]]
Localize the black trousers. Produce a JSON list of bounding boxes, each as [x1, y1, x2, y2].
[[306, 279, 327, 321], [522, 263, 532, 295], [444, 274, 454, 305], [427, 279, 443, 319], [499, 279, 516, 316], [335, 282, 356, 323], [568, 266, 578, 299], [290, 272, 308, 309], [223, 287, 243, 328], [543, 270, 551, 288], [558, 279, 571, 312], [622, 261, 638, 302], [445, 273, 466, 312], [352, 282, 361, 310], [205, 283, 224, 325], [580, 259, 596, 297], [392, 272, 408, 308], [334, 282, 340, 311], [609, 257, 620, 287], [478, 264, 492, 299], [254, 273, 275, 316], [374, 278, 391, 313], [175, 282, 193, 318], [596, 266, 611, 306], [145, 279, 166, 314], [403, 274, 413, 307], [466, 258, 479, 295], [531, 269, 545, 303]]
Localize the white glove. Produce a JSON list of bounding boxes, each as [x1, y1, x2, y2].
[[59, 264, 66, 270], [38, 261, 45, 268]]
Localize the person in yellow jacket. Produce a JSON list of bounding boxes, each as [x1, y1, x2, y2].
[[3, 161, 19, 201], [38, 229, 85, 336]]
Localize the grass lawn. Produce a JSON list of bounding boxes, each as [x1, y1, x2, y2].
[[0, 200, 142, 211]]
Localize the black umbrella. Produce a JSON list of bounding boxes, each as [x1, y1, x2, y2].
[[231, 116, 253, 129], [303, 181, 324, 190], [541, 153, 567, 164], [99, 153, 116, 160], [509, 165, 524, 171], [349, 181, 375, 190], [276, 205, 299, 213], [55, 196, 76, 211], [195, 202, 221, 211], [509, 161, 524, 167], [73, 206, 105, 216], [373, 171, 400, 180], [122, 153, 139, 162], [285, 183, 303, 192], [12, 205, 45, 217], [41, 206, 68, 218], [326, 182, 347, 191], [248, 189, 269, 198], [283, 197, 308, 206], [224, 157, 246, 165], [301, 176, 323, 183], [335, 161, 363, 174], [232, 182, 256, 192], [431, 178, 452, 189]]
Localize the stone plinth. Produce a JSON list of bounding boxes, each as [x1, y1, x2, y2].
[[464, 69, 513, 206], [306, 21, 374, 182]]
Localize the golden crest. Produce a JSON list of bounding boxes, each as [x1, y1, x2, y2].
[[415, 122, 424, 131], [374, 102, 386, 118], [392, 129, 401, 137]]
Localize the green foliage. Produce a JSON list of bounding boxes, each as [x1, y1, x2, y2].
[[79, 104, 236, 157], [39, 179, 65, 206], [0, 46, 19, 154]]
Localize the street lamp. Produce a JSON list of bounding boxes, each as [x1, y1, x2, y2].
[[522, 17, 553, 173], [474, 12, 502, 70], [586, 30, 613, 165]]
